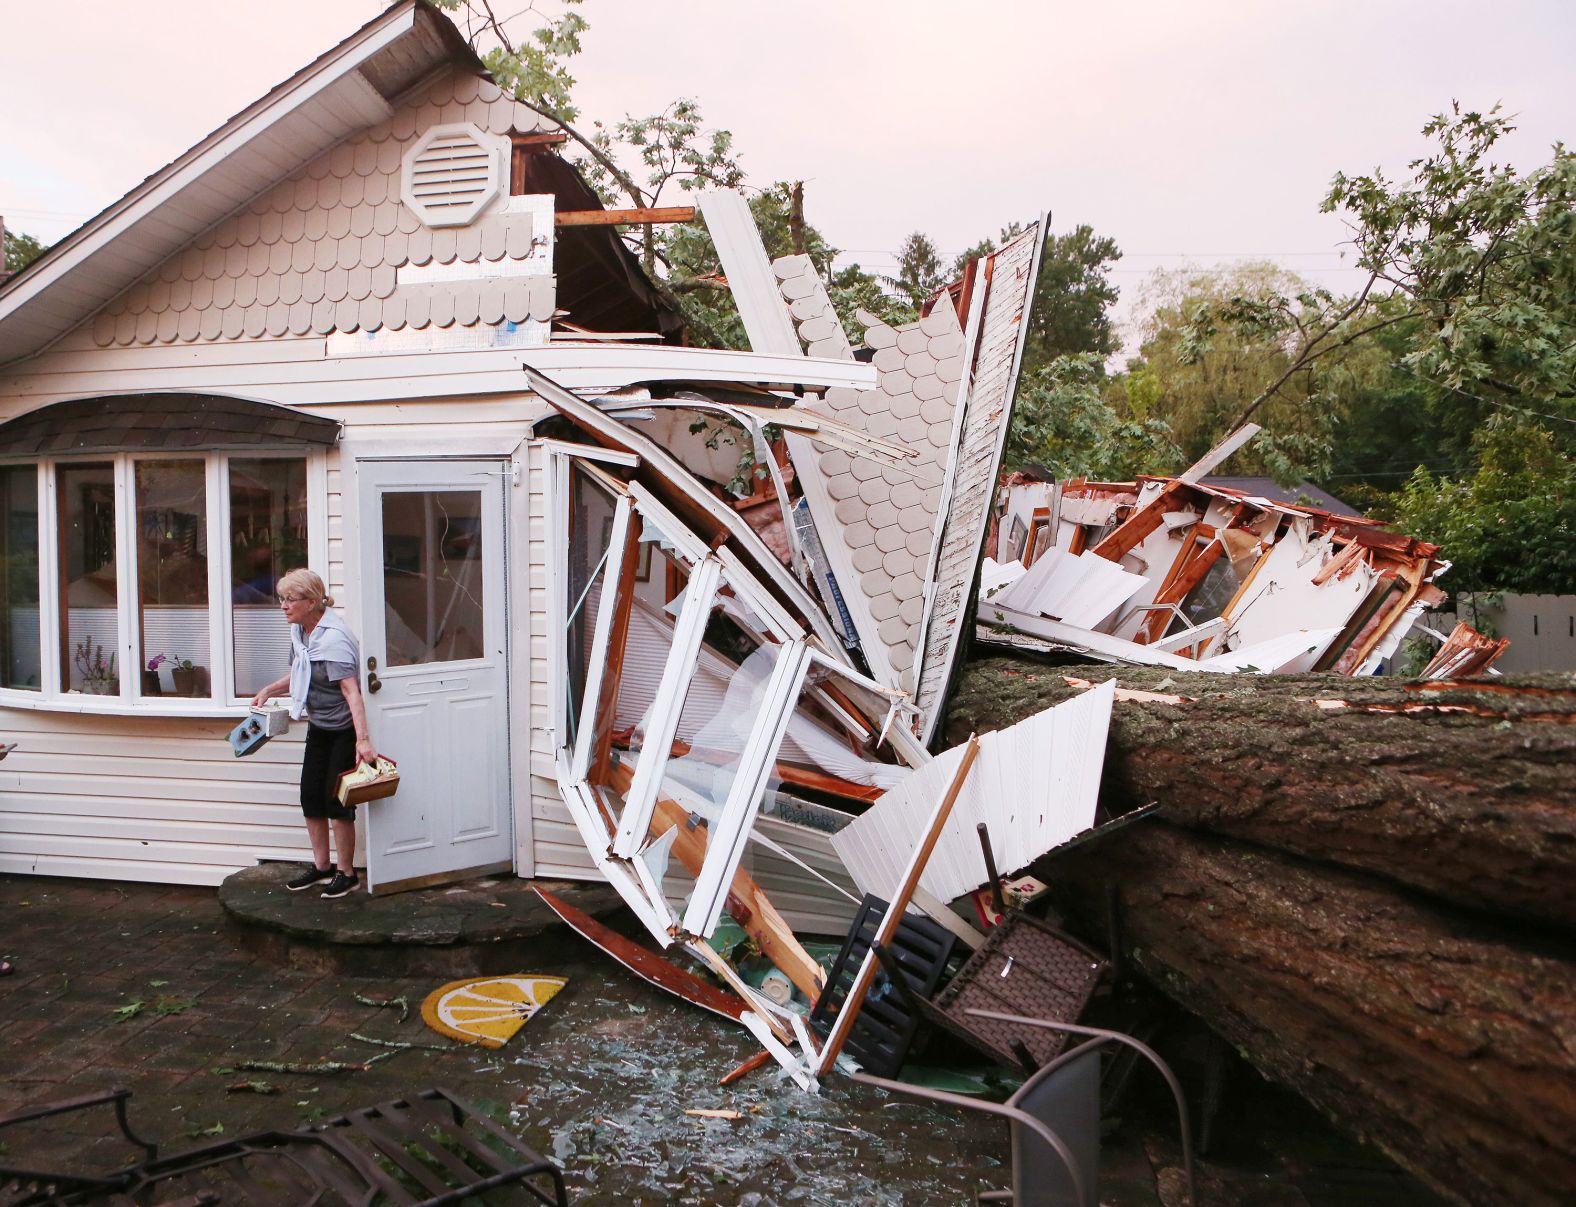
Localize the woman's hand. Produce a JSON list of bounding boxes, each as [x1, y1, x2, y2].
[[355, 736, 377, 765], [250, 689, 269, 708]]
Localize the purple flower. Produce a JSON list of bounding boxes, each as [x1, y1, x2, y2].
[[146, 654, 169, 671]]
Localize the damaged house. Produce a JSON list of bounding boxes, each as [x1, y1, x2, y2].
[[0, 0, 1507, 1097], [0, 0, 1045, 954], [979, 459, 1503, 677]]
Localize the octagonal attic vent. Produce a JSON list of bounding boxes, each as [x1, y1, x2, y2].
[[400, 122, 504, 228]]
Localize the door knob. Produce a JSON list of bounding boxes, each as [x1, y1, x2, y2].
[[367, 671, 382, 694]]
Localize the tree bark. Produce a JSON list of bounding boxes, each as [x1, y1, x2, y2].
[[944, 658, 1576, 931], [1047, 825, 1576, 1207], [943, 655, 1576, 1205]]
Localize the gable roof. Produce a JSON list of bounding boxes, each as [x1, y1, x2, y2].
[[0, 0, 481, 366]]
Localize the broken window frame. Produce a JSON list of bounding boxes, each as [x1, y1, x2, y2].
[[548, 442, 832, 949]]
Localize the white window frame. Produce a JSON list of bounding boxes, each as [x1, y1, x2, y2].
[[0, 447, 326, 716], [546, 443, 824, 949]]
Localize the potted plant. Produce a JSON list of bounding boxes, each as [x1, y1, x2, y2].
[[73, 640, 118, 695], [168, 655, 206, 697], [143, 653, 167, 696]]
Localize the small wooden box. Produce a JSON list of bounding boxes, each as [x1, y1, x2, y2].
[[336, 756, 400, 806]]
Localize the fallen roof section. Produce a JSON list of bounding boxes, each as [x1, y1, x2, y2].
[[980, 466, 1481, 676]]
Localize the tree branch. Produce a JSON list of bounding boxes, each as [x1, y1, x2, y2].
[[1227, 306, 1423, 431]]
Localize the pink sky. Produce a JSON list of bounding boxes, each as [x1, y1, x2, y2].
[[4, 0, 1572, 350]]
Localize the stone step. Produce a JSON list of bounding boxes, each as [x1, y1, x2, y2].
[[219, 862, 628, 976]]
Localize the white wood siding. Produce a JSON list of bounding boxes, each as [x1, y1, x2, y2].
[[0, 708, 315, 884], [0, 321, 558, 884]]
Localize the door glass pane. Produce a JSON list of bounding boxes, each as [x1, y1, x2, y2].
[[230, 458, 307, 697], [136, 461, 210, 697], [382, 490, 484, 666], [0, 465, 41, 691], [59, 462, 119, 694]]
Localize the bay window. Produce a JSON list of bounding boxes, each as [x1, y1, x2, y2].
[[0, 450, 321, 710], [0, 464, 40, 691]]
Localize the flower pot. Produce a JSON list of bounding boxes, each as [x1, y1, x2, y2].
[[172, 667, 204, 696], [141, 670, 162, 696], [82, 678, 119, 696]]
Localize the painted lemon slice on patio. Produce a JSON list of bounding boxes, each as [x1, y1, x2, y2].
[[420, 975, 567, 1049]]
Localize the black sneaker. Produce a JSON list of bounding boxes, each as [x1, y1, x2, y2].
[[285, 865, 334, 892], [320, 872, 360, 900]]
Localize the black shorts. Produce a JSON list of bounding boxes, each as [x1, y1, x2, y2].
[[301, 723, 357, 821]]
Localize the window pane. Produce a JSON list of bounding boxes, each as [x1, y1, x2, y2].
[[59, 462, 119, 694], [136, 461, 210, 698], [230, 458, 307, 697], [0, 466, 41, 691], [564, 466, 617, 740], [382, 490, 485, 667]]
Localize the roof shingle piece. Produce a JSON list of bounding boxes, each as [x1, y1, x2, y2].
[[771, 254, 854, 360]]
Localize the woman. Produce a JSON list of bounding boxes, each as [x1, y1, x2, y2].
[[252, 569, 375, 900]]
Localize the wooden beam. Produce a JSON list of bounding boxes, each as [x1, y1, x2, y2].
[[1138, 527, 1221, 645], [605, 761, 826, 1001], [587, 511, 643, 785], [555, 206, 697, 227], [1090, 481, 1193, 563], [510, 131, 569, 148]]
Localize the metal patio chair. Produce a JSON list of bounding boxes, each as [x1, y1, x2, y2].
[[0, 1087, 567, 1206], [854, 1012, 1196, 1207]]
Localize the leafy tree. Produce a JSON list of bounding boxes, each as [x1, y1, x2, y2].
[[1393, 416, 1576, 592], [828, 263, 916, 331], [947, 222, 1025, 280], [1004, 353, 1179, 479], [886, 232, 945, 310], [1182, 104, 1575, 440], [1117, 262, 1341, 481], [1170, 103, 1575, 589], [1021, 224, 1122, 369], [3, 229, 45, 273]]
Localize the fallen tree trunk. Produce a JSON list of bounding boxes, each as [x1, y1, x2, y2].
[[943, 656, 1576, 1205], [945, 659, 1576, 930], [1046, 824, 1576, 1207]]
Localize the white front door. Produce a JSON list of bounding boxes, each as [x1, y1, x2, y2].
[[357, 459, 513, 893]]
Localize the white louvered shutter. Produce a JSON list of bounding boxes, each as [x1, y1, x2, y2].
[[399, 123, 503, 228]]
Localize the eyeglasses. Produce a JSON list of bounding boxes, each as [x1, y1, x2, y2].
[[278, 594, 308, 604]]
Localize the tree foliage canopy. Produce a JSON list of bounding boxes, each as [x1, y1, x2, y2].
[[3, 229, 45, 274], [1141, 105, 1576, 591]]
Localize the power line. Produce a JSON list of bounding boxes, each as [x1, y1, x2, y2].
[[1392, 363, 1576, 429]]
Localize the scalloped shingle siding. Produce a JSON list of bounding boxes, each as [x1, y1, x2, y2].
[[91, 69, 556, 348], [771, 254, 853, 360], [802, 302, 967, 686]]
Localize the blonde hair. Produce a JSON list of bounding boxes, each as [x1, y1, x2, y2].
[[276, 568, 334, 609]]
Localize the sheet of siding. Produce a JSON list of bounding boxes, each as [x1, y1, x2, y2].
[[525, 443, 598, 880], [0, 707, 316, 885]]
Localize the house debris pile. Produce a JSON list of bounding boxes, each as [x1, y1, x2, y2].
[[533, 206, 1140, 1091], [535, 185, 1521, 1163], [978, 440, 1507, 677]]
